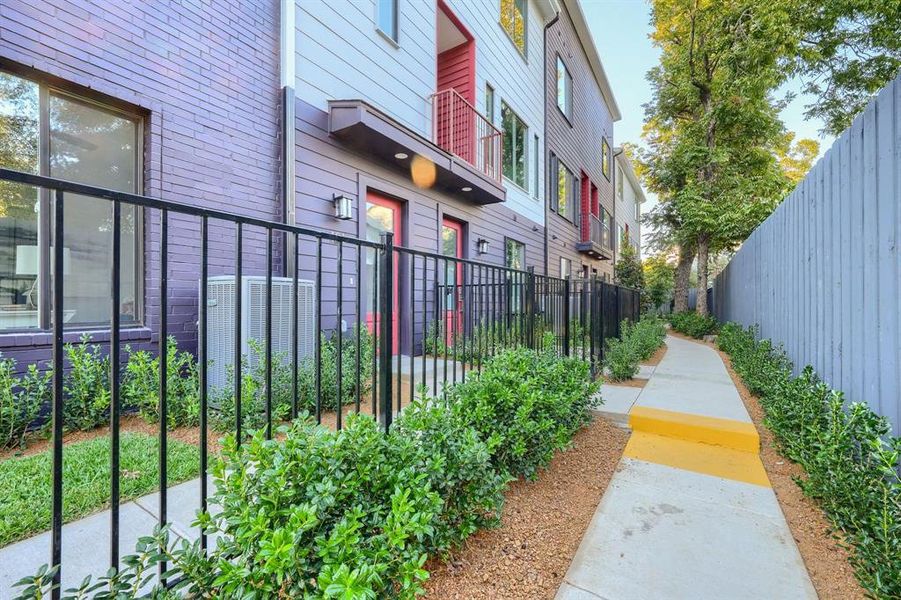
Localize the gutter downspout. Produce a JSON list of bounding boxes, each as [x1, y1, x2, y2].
[[543, 12, 560, 277], [281, 0, 296, 276], [611, 146, 624, 270]]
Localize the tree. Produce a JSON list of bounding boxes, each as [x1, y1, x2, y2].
[[614, 231, 644, 291], [788, 0, 901, 135], [776, 132, 820, 184], [641, 0, 797, 315], [642, 254, 675, 312]]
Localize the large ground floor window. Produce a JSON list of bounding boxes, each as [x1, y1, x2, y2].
[[0, 70, 142, 331]]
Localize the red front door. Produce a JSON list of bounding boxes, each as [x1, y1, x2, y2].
[[365, 192, 402, 353], [441, 218, 464, 344]]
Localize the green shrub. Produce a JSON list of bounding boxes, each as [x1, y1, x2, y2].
[[299, 325, 374, 412], [603, 316, 666, 381], [449, 346, 599, 479], [718, 323, 901, 597], [0, 359, 49, 450], [63, 334, 110, 431], [669, 310, 718, 339], [16, 347, 601, 599], [123, 337, 200, 429]]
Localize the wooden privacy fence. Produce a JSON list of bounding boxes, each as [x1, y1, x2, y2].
[[713, 74, 900, 435]]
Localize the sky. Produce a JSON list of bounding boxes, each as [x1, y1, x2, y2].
[[581, 0, 836, 245]]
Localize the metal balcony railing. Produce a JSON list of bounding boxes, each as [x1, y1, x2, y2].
[[585, 214, 612, 250], [430, 88, 502, 184]]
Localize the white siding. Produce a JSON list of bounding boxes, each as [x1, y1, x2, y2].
[[295, 0, 436, 137], [295, 0, 548, 226], [615, 157, 641, 254], [449, 0, 548, 225]]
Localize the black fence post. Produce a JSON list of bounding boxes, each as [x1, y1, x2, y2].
[[563, 277, 571, 357], [378, 231, 394, 432], [614, 284, 622, 338], [525, 266, 536, 349]]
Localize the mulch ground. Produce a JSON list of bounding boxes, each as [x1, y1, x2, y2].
[[696, 336, 866, 599], [423, 416, 629, 599]]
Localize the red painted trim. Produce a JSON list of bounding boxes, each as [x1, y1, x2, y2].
[[436, 0, 476, 105], [365, 191, 403, 352], [441, 217, 465, 342]]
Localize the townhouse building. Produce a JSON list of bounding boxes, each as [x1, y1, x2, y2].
[[614, 149, 645, 258], [0, 0, 282, 369], [0, 0, 633, 365], [543, 0, 621, 282]]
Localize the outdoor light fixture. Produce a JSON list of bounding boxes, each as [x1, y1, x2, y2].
[[333, 194, 353, 220], [477, 238, 490, 255], [461, 186, 472, 192], [394, 152, 409, 160]]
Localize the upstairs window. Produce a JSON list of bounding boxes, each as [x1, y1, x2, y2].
[[552, 155, 576, 223], [556, 56, 573, 120], [501, 102, 529, 190], [602, 138, 611, 180], [500, 0, 527, 56], [616, 165, 624, 200], [485, 83, 495, 123], [377, 0, 398, 42]]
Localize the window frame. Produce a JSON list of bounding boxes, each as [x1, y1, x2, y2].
[[556, 55, 573, 121], [532, 133, 539, 199], [501, 101, 529, 191], [485, 83, 495, 124], [560, 257, 571, 279], [500, 0, 528, 58], [601, 137, 611, 180], [0, 68, 145, 332], [551, 154, 576, 224], [375, 0, 400, 44], [616, 164, 624, 200]]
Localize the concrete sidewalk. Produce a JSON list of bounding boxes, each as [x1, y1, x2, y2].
[[559, 335, 816, 599]]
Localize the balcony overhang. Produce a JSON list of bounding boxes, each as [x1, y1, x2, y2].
[[328, 99, 505, 205], [575, 241, 613, 260]]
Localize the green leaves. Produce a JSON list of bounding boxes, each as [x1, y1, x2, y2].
[[718, 323, 901, 598], [668, 311, 719, 339], [603, 317, 667, 381]]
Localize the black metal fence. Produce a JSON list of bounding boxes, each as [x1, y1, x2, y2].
[[0, 167, 639, 597]]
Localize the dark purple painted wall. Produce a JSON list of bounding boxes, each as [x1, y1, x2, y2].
[[0, 0, 282, 369]]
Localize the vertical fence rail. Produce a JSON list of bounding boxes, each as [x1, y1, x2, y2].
[[0, 168, 647, 594]]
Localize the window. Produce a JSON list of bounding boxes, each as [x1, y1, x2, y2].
[[601, 138, 611, 180], [485, 83, 495, 123], [500, 0, 527, 56], [377, 0, 398, 42], [560, 257, 571, 279], [635, 198, 640, 220], [603, 209, 614, 249], [0, 70, 142, 331], [532, 134, 539, 198], [551, 155, 576, 223], [616, 165, 624, 200], [505, 237, 525, 270], [556, 56, 573, 120], [501, 102, 528, 189], [618, 224, 625, 251]]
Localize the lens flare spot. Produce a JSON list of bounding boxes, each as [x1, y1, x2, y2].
[[410, 155, 436, 189]]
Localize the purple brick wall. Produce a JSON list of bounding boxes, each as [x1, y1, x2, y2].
[[0, 0, 282, 369]]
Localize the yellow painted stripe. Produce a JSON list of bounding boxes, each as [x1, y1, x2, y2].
[[624, 432, 771, 487], [629, 406, 760, 453]]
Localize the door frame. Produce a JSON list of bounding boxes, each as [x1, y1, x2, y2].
[[441, 217, 465, 343], [364, 190, 403, 353]]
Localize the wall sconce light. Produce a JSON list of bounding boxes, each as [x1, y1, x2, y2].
[[333, 194, 353, 220], [477, 238, 490, 255]]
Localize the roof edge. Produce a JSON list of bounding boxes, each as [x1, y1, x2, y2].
[[561, 0, 622, 122]]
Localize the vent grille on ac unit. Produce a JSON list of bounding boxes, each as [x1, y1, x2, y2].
[[202, 276, 315, 395]]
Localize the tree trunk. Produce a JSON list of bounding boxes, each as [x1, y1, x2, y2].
[[696, 237, 709, 316], [673, 243, 695, 313]]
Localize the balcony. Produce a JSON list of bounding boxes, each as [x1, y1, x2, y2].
[[328, 99, 505, 204], [576, 214, 613, 260], [431, 88, 503, 184]]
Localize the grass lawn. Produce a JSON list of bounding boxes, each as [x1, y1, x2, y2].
[[0, 432, 200, 547]]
